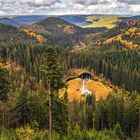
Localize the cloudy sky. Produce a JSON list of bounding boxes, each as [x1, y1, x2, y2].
[[0, 0, 140, 15]]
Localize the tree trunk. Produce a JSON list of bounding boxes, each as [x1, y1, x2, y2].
[[48, 80, 52, 140], [138, 107, 140, 136], [2, 111, 5, 127], [101, 117, 103, 130]]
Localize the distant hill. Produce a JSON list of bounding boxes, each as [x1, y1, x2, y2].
[[0, 23, 39, 42], [121, 15, 140, 22], [83, 15, 140, 29], [29, 17, 87, 47], [31, 17, 82, 35], [0, 15, 47, 27], [1, 15, 140, 49], [0, 15, 140, 29], [21, 17, 105, 48], [31, 17, 105, 34], [59, 15, 91, 26], [0, 15, 92, 27], [0, 23, 18, 33]]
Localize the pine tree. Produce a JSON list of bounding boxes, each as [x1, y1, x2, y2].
[[135, 96, 140, 137], [0, 91, 19, 128], [114, 123, 124, 140], [107, 94, 124, 129], [0, 67, 10, 101], [40, 47, 64, 92], [17, 87, 30, 125], [52, 95, 69, 135], [40, 47, 65, 140], [94, 98, 108, 130]]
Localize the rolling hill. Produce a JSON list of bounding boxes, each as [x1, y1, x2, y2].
[[0, 23, 18, 33], [0, 23, 42, 42], [0, 23, 27, 41], [24, 17, 85, 48], [31, 17, 82, 35], [31, 17, 105, 35], [1, 15, 140, 30], [89, 20, 140, 49], [0, 15, 47, 27], [83, 15, 140, 29], [21, 17, 105, 48]]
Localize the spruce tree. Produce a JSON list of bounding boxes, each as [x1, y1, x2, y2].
[[114, 123, 124, 140], [40, 47, 64, 92], [17, 87, 30, 125], [0, 67, 10, 101], [40, 47, 65, 140]]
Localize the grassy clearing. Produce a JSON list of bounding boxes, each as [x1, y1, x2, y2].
[[84, 16, 121, 29], [59, 78, 113, 102]]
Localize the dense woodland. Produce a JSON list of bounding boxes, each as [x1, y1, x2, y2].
[[68, 47, 140, 93], [0, 18, 140, 140]]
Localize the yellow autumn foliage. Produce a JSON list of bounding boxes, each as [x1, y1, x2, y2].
[[20, 28, 46, 42], [59, 78, 112, 102], [16, 125, 34, 140], [104, 27, 140, 49]]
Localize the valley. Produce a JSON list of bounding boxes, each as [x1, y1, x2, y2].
[[0, 14, 140, 140]]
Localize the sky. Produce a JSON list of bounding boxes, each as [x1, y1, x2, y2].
[[0, 0, 140, 15]]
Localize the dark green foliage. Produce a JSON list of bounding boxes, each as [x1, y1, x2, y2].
[[107, 94, 124, 129], [123, 99, 138, 136], [0, 91, 19, 128], [0, 24, 35, 42], [67, 48, 140, 93], [39, 46, 69, 136], [0, 127, 117, 140], [94, 98, 108, 130], [0, 23, 17, 34], [17, 88, 30, 125], [52, 95, 69, 135], [16, 88, 49, 128], [40, 47, 64, 92], [0, 23, 139, 139], [0, 67, 10, 101], [114, 123, 124, 140]]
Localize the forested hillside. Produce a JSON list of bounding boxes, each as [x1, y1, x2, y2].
[[21, 17, 105, 48], [84, 20, 140, 49], [0, 17, 140, 140], [68, 48, 140, 93], [0, 23, 37, 42]]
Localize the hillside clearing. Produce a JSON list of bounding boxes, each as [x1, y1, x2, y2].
[[59, 78, 113, 102], [84, 16, 121, 29]]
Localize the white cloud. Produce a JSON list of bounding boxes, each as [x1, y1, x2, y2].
[[0, 10, 4, 14], [118, 0, 140, 5], [0, 0, 139, 15], [70, 0, 111, 5], [131, 5, 140, 14], [68, 0, 133, 15], [21, 0, 60, 6]]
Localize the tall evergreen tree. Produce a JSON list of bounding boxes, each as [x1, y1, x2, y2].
[[114, 123, 124, 140], [40, 47, 65, 140], [17, 87, 30, 125], [0, 67, 10, 101], [40, 47, 64, 92]]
